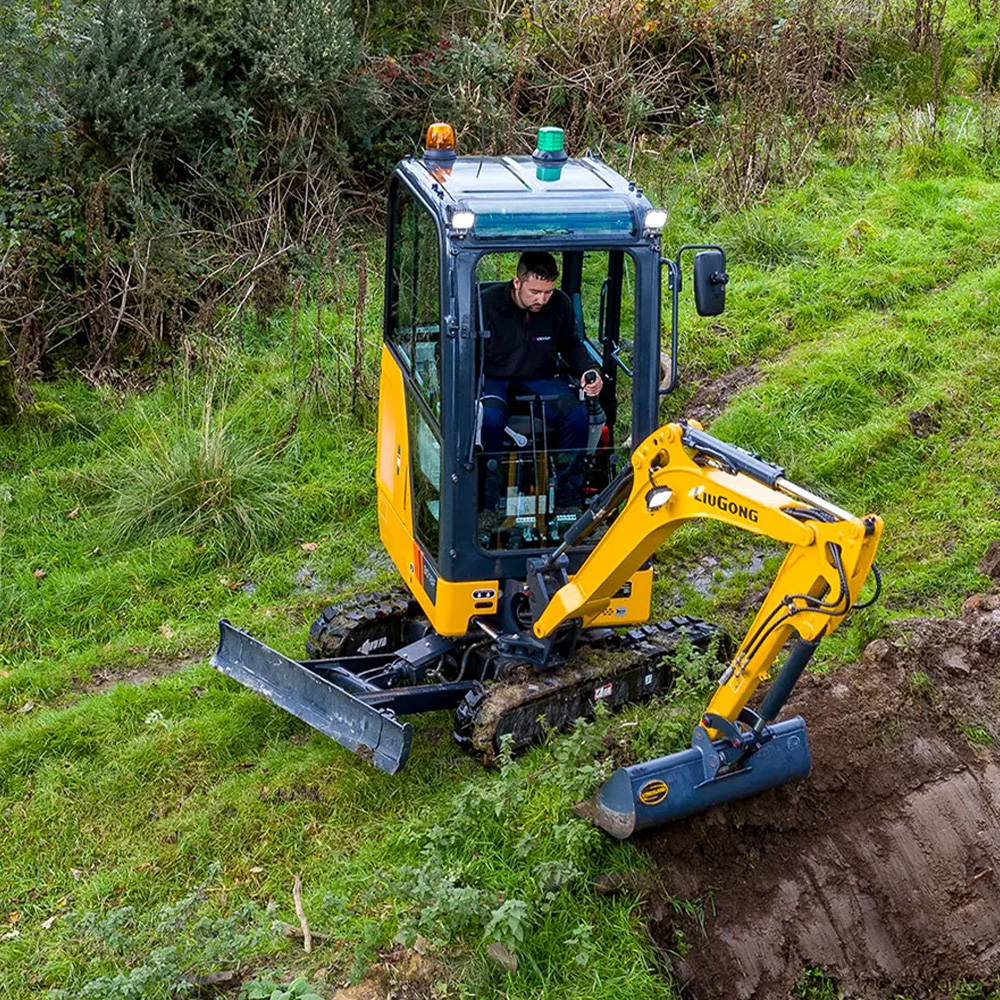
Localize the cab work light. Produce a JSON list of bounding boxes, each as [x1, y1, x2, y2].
[[450, 210, 475, 232], [644, 209, 668, 231]]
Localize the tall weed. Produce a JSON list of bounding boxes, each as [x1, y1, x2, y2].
[[704, 0, 867, 207], [93, 389, 289, 557]]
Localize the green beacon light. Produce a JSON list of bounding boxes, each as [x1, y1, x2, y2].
[[536, 126, 565, 154], [534, 125, 567, 181]]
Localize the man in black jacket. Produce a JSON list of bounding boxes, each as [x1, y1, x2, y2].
[[479, 251, 603, 508]]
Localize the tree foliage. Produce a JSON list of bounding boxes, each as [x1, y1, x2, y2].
[[0, 0, 973, 409]]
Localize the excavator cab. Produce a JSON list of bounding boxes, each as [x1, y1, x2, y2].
[[212, 123, 881, 836], [378, 128, 678, 637]]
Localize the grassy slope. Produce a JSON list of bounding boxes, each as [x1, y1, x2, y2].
[[651, 116, 1000, 660], [4, 107, 1000, 998]]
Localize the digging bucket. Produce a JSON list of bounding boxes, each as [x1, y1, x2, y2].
[[211, 620, 413, 774], [589, 716, 811, 839]]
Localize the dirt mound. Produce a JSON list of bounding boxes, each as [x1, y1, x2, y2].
[[641, 595, 1000, 999]]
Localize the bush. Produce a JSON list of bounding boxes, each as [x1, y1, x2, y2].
[[0, 0, 369, 397], [59, 0, 228, 161]]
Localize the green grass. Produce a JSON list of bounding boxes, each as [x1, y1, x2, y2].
[[0, 315, 387, 714], [5, 102, 1000, 998]]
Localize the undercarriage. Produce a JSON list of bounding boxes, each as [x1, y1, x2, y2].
[[213, 588, 721, 775]]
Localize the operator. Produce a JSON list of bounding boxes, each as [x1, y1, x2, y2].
[[478, 252, 603, 507]]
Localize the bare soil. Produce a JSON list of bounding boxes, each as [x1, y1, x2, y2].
[[640, 595, 1000, 999], [682, 364, 760, 427], [77, 653, 203, 696], [330, 944, 447, 999]]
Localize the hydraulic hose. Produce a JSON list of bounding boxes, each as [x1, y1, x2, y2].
[[547, 465, 635, 563]]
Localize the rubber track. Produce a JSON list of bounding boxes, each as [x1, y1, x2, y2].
[[305, 588, 421, 659], [454, 616, 722, 761]]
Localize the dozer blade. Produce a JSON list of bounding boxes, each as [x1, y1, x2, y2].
[[587, 716, 811, 839], [211, 620, 413, 774]]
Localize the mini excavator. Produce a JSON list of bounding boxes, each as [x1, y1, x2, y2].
[[212, 124, 882, 838]]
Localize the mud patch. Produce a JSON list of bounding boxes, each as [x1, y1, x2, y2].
[[642, 596, 1000, 999], [909, 403, 943, 439], [351, 548, 396, 588], [331, 944, 450, 999], [684, 548, 770, 598], [683, 364, 759, 427], [78, 653, 202, 697]]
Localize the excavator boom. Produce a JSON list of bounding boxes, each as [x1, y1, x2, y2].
[[530, 420, 882, 837]]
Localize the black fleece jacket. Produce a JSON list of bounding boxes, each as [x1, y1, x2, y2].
[[479, 281, 594, 381]]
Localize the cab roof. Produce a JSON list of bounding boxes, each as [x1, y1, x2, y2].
[[404, 154, 638, 198], [395, 154, 656, 243]]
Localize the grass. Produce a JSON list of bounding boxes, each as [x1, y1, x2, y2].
[[5, 94, 1000, 998]]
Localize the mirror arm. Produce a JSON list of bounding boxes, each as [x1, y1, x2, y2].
[[675, 243, 726, 268], [660, 244, 727, 397]]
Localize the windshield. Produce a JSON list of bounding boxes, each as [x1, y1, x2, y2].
[[471, 249, 638, 552]]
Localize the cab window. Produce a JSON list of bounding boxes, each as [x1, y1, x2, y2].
[[388, 186, 442, 418], [472, 249, 637, 553]]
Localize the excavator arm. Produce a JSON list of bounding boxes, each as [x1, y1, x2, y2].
[[529, 420, 883, 837]]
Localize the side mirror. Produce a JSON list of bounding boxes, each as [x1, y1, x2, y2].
[[693, 250, 728, 317]]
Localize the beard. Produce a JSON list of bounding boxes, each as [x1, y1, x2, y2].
[[512, 284, 548, 312]]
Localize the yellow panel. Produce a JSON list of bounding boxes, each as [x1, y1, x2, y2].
[[377, 345, 409, 515], [378, 492, 499, 635], [432, 576, 501, 636], [582, 566, 652, 626], [377, 347, 499, 636]]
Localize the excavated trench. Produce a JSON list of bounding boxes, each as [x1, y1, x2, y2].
[[639, 594, 1000, 999]]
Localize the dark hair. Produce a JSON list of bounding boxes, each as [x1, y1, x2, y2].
[[516, 251, 559, 283]]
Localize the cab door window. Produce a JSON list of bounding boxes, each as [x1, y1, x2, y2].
[[388, 187, 442, 419], [472, 250, 636, 553]]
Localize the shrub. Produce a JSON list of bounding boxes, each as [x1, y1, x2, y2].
[[0, 0, 368, 398], [59, 0, 228, 161], [0, 0, 976, 401]]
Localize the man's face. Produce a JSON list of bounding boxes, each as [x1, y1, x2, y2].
[[512, 274, 556, 312]]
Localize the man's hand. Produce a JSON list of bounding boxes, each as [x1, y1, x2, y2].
[[581, 370, 603, 396]]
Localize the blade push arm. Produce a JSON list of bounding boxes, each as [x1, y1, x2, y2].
[[534, 422, 882, 729]]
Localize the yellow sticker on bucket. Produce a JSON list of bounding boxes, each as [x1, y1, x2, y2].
[[638, 779, 668, 806]]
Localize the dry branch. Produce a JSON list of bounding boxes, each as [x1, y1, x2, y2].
[[292, 874, 312, 953]]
